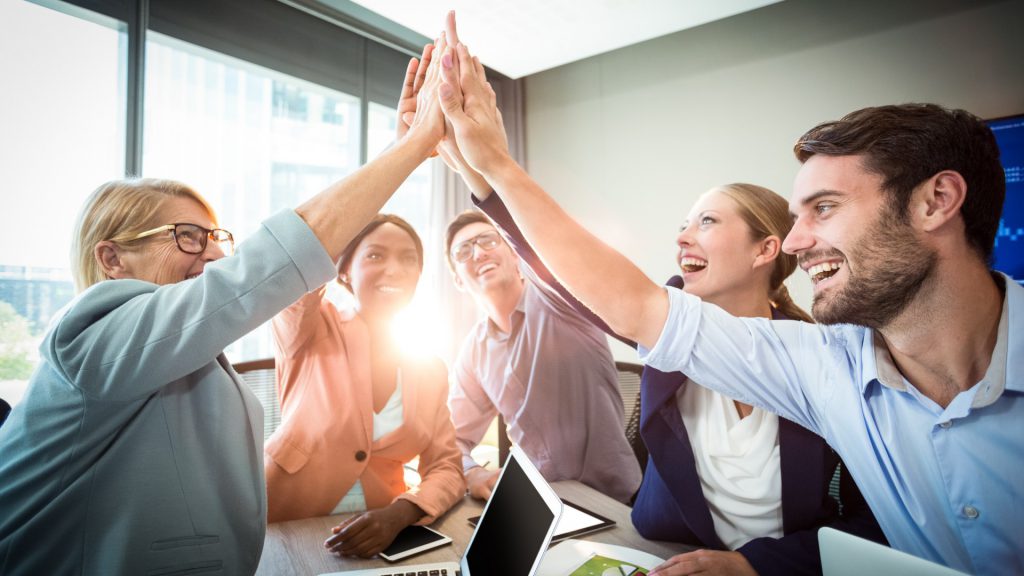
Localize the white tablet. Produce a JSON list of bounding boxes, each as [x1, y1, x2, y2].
[[378, 525, 452, 562]]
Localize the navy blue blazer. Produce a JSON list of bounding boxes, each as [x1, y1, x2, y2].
[[476, 193, 886, 576]]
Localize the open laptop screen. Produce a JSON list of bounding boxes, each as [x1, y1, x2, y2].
[[464, 454, 556, 575]]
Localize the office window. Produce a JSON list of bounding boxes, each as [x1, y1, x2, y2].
[[0, 0, 126, 407], [143, 31, 362, 362], [2, 0, 446, 402]]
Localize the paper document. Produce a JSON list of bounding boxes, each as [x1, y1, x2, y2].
[[564, 553, 648, 575], [538, 539, 665, 576]]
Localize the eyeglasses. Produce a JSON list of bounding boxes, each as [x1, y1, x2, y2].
[[451, 230, 502, 263], [125, 223, 235, 256]]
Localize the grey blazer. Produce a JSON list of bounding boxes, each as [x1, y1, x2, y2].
[[0, 210, 335, 575]]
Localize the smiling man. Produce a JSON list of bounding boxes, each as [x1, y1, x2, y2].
[[436, 50, 1021, 575], [444, 210, 641, 505]]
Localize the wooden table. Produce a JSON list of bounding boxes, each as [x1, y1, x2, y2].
[[256, 481, 693, 575]]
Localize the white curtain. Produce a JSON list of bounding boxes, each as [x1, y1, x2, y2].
[[429, 74, 525, 365]]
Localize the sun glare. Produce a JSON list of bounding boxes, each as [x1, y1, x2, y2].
[[391, 303, 449, 361]]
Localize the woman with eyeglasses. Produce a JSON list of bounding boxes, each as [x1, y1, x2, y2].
[[264, 214, 464, 559], [0, 46, 447, 575]]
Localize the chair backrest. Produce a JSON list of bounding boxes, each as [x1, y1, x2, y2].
[[497, 414, 512, 468], [616, 361, 648, 474], [0, 398, 11, 429], [828, 461, 843, 514], [232, 358, 279, 440]]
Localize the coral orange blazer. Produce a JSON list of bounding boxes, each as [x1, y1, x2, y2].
[[265, 287, 465, 524]]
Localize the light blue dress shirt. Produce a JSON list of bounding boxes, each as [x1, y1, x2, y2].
[[640, 275, 1022, 575]]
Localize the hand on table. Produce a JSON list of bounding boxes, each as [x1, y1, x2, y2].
[[648, 549, 758, 576], [323, 499, 424, 558], [466, 465, 501, 500]]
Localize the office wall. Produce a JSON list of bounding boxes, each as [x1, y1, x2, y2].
[[522, 0, 1024, 360]]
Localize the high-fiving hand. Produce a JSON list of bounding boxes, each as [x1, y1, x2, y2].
[[437, 37, 512, 177], [397, 12, 495, 196], [397, 30, 446, 151], [396, 43, 434, 144]]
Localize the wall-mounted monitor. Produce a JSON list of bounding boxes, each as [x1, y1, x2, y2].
[[987, 113, 1024, 284]]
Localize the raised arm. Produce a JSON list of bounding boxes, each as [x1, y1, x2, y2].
[[296, 41, 446, 261], [476, 192, 631, 347], [47, 53, 447, 400], [437, 42, 668, 349], [399, 15, 491, 199]]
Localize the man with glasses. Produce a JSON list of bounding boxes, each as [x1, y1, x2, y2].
[[445, 210, 641, 504]]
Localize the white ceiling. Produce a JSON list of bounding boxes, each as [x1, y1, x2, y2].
[[347, 0, 783, 79]]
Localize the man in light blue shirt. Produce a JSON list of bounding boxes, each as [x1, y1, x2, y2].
[[436, 61, 1021, 575]]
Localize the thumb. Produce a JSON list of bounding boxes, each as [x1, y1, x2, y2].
[[439, 81, 467, 122], [401, 111, 415, 127]]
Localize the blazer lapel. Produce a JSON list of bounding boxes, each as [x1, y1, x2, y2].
[[340, 315, 374, 449], [778, 417, 825, 534], [642, 368, 725, 549]]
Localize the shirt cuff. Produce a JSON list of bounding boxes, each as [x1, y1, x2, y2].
[[261, 209, 337, 292], [638, 286, 700, 373], [462, 454, 482, 473]]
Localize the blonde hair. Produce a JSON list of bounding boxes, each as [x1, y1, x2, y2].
[[70, 178, 216, 292], [715, 183, 813, 323]]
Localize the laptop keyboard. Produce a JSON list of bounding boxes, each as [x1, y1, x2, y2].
[[380, 571, 449, 576]]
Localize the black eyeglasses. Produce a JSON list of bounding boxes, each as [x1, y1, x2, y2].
[[451, 230, 501, 263], [126, 223, 235, 255]]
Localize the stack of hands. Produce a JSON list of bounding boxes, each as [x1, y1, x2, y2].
[[398, 12, 512, 198]]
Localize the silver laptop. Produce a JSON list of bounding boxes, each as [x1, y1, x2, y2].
[[323, 444, 563, 576], [819, 528, 967, 576]]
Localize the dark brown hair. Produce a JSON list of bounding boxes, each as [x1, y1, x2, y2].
[[794, 103, 1005, 263], [337, 213, 423, 291], [444, 210, 493, 272]]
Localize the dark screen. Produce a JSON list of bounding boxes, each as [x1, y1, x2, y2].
[[380, 525, 446, 557], [465, 456, 555, 575], [988, 114, 1024, 284]]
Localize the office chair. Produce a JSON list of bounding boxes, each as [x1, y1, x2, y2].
[[616, 361, 648, 475], [232, 358, 280, 440], [497, 414, 512, 468], [0, 398, 10, 428], [829, 462, 844, 514]]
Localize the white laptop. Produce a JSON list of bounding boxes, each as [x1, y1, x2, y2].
[[323, 444, 563, 576], [819, 528, 968, 576]]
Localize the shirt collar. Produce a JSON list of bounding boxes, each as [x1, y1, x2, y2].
[[869, 330, 906, 392], [1000, 273, 1022, 394], [864, 272, 1017, 407], [484, 285, 528, 340]]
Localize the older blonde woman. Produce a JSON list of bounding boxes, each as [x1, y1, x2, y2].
[[0, 48, 446, 575]]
